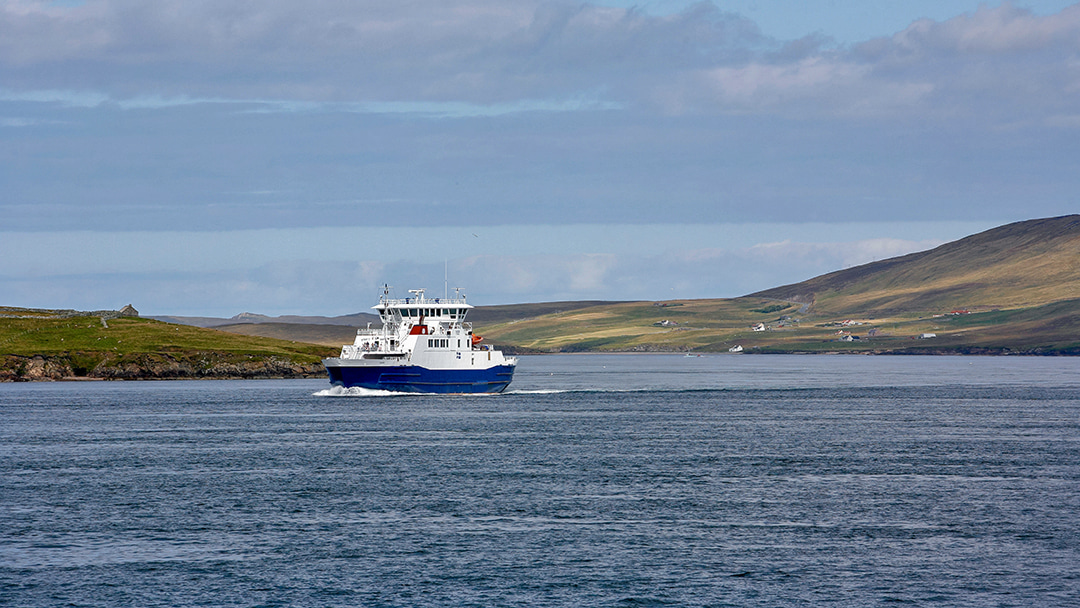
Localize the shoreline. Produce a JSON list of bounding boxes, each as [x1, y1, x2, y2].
[[0, 352, 327, 383], [5, 349, 1076, 383]]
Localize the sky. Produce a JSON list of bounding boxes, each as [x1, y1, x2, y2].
[[2, 0, 1078, 316]]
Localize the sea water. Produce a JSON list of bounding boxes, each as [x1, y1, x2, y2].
[[2, 355, 1079, 607]]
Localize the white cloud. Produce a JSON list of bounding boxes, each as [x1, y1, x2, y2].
[[686, 57, 934, 116], [4, 1, 1074, 126], [0, 87, 620, 116], [0, 88, 109, 106], [568, 253, 618, 291], [456, 252, 618, 298], [2, 2, 1076, 242], [0, 116, 60, 126], [655, 3, 1080, 118], [0, 0, 758, 103], [3, 1, 1078, 123], [745, 237, 943, 268], [890, 3, 1080, 53]]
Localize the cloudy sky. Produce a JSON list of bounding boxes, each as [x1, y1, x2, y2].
[[2, 0, 1078, 316]]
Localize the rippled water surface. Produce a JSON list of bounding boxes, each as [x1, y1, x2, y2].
[[3, 355, 1079, 606]]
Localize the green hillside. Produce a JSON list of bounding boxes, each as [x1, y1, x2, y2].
[[473, 296, 1080, 355], [474, 216, 1080, 355], [0, 310, 336, 381]]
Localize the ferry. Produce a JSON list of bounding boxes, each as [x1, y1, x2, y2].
[[323, 287, 517, 393]]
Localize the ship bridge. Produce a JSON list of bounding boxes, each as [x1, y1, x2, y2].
[[373, 288, 474, 323]]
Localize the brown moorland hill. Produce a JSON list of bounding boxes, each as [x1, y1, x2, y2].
[[474, 216, 1080, 354], [749, 215, 1080, 316]]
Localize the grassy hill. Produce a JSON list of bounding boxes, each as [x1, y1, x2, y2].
[[750, 215, 1080, 316], [472, 216, 1080, 355], [0, 309, 337, 381]]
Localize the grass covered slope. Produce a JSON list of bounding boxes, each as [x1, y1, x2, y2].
[[478, 299, 779, 353], [475, 296, 1080, 355], [0, 311, 336, 381], [749, 215, 1080, 317], [475, 216, 1080, 355]]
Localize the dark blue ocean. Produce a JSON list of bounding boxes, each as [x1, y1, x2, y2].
[[3, 355, 1079, 607]]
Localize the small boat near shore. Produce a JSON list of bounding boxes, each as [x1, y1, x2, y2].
[[322, 287, 517, 393]]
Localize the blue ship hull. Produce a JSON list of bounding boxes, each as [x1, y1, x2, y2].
[[325, 363, 515, 394]]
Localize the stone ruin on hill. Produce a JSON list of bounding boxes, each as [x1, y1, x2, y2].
[[0, 305, 139, 320]]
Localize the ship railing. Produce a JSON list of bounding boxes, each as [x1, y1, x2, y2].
[[342, 342, 404, 356], [379, 296, 470, 307], [350, 325, 399, 350], [354, 325, 394, 337]]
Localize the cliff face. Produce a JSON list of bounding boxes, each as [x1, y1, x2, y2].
[[1, 353, 326, 382], [2, 356, 74, 381]]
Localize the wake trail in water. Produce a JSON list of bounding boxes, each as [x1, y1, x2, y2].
[[312, 386, 403, 397], [315, 385, 1035, 398]]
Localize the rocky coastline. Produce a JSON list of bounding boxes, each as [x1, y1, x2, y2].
[[1, 352, 326, 382]]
